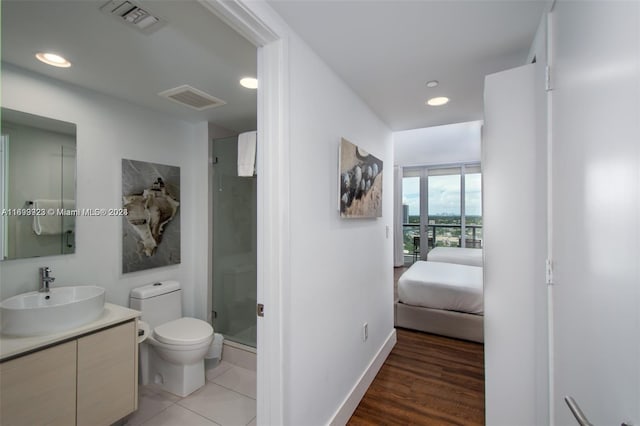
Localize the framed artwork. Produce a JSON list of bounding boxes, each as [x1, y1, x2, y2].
[[122, 159, 180, 273], [339, 138, 383, 218]]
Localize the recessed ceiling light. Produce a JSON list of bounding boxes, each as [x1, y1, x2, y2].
[[426, 80, 439, 88], [35, 52, 72, 68], [426, 96, 449, 106], [240, 77, 258, 89]]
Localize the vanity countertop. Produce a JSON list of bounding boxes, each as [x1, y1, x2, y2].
[[0, 303, 140, 361]]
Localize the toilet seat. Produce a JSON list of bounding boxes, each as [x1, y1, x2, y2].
[[154, 317, 213, 346]]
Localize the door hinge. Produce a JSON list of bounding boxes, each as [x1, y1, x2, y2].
[[545, 65, 553, 91], [546, 258, 554, 285], [257, 303, 264, 317]]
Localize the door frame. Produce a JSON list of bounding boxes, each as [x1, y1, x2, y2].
[[0, 135, 7, 260], [199, 1, 288, 424]]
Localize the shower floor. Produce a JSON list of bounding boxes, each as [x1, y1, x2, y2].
[[227, 325, 256, 348]]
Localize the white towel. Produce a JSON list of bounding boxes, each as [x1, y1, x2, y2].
[[32, 199, 62, 235], [237, 131, 257, 177]]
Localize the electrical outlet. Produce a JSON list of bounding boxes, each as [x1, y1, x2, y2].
[[363, 322, 368, 342]]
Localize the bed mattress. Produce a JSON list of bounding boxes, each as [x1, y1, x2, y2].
[[398, 261, 483, 314], [427, 247, 483, 267]]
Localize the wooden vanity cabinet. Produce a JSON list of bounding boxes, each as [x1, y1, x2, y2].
[[77, 321, 138, 425], [0, 320, 138, 426], [0, 340, 77, 426]]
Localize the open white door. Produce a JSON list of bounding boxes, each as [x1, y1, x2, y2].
[[483, 63, 549, 426]]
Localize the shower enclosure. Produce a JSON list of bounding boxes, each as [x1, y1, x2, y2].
[[210, 136, 257, 348]]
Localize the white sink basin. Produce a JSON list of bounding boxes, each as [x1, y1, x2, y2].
[[0, 286, 105, 337]]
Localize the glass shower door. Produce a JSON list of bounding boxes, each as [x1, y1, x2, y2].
[[61, 145, 76, 254], [211, 136, 257, 348]]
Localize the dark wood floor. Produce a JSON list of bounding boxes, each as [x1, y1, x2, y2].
[[348, 329, 485, 426]]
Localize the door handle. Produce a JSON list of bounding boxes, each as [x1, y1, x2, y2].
[[565, 396, 634, 426], [565, 396, 593, 426]]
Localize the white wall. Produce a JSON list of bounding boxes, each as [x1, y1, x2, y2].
[[550, 1, 640, 424], [0, 65, 209, 320], [282, 32, 395, 425], [393, 120, 482, 167]]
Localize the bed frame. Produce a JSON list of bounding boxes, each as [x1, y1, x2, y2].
[[394, 301, 484, 343], [395, 249, 484, 343]]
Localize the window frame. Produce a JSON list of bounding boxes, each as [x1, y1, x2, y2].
[[402, 162, 481, 257]]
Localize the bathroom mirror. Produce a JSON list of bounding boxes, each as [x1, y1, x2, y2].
[[0, 108, 77, 260]]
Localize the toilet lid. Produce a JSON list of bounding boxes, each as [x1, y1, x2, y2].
[[154, 317, 213, 345]]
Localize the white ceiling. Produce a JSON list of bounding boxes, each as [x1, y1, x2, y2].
[[3, 1, 547, 133], [268, 0, 548, 131], [1, 0, 257, 133], [394, 120, 482, 167]]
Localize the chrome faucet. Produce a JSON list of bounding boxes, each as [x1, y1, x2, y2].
[[39, 267, 55, 293]]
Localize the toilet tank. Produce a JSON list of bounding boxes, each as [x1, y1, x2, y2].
[[130, 281, 182, 328]]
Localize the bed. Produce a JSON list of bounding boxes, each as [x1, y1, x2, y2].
[[426, 247, 483, 267], [395, 260, 484, 343]]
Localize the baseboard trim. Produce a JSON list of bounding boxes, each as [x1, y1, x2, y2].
[[329, 328, 397, 426]]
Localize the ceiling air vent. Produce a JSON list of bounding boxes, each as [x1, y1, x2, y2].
[[158, 85, 227, 111], [100, 0, 166, 34]]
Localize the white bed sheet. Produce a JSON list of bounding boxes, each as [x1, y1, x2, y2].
[[398, 261, 484, 314], [427, 247, 483, 267]]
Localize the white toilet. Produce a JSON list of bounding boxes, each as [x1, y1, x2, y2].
[[130, 281, 213, 397]]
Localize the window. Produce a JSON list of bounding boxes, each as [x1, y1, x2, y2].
[[401, 176, 420, 259], [464, 171, 482, 247], [402, 163, 481, 262], [428, 169, 461, 247]]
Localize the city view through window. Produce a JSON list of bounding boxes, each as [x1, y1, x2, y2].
[[402, 168, 482, 261]]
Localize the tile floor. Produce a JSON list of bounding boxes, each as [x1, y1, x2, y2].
[[124, 361, 256, 426]]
